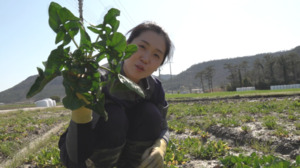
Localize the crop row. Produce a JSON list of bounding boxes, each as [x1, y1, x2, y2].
[[164, 97, 300, 167], [0, 107, 70, 167], [168, 98, 300, 138]]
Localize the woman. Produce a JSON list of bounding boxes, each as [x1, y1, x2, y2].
[[59, 21, 173, 168]]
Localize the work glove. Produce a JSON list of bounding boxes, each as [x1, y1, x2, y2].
[[138, 139, 167, 168], [71, 93, 92, 124]]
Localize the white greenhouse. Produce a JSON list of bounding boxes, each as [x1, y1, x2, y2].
[[35, 98, 56, 107]]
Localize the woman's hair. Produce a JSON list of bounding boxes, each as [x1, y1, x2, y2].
[[126, 21, 174, 65]]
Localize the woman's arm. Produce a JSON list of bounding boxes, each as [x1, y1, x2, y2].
[[59, 104, 95, 167], [158, 102, 170, 144]]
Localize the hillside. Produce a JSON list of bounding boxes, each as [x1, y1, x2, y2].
[[162, 46, 300, 92], [1, 46, 299, 104], [0, 76, 65, 104]]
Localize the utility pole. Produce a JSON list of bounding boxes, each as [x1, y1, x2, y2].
[[159, 68, 161, 79], [78, 0, 83, 23], [169, 61, 173, 94]]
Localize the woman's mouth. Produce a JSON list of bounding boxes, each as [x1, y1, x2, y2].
[[135, 64, 144, 71]]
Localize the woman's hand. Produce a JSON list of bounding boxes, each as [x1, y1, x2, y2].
[[138, 139, 167, 168], [71, 93, 92, 123]]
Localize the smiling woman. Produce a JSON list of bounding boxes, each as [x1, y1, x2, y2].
[[123, 22, 172, 83], [59, 21, 175, 168]]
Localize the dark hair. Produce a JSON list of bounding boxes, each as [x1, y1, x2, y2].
[[127, 21, 174, 65]]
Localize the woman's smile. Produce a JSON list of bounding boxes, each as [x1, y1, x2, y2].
[[135, 64, 145, 72]]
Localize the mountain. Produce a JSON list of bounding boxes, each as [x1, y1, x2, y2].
[[0, 76, 65, 104], [162, 46, 300, 92], [1, 46, 299, 104]]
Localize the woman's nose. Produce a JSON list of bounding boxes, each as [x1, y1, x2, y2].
[[141, 52, 150, 64]]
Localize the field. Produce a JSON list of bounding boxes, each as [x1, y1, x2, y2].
[[0, 89, 299, 167]]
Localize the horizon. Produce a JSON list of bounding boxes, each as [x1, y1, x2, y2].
[[1, 44, 299, 93]]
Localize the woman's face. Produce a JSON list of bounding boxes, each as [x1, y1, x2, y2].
[[123, 31, 166, 83]]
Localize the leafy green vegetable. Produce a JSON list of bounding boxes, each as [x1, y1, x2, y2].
[[220, 152, 300, 167], [27, 2, 143, 119]]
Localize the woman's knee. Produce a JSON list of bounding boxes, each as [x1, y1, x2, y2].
[[137, 102, 162, 124], [127, 101, 162, 141], [94, 103, 128, 148]]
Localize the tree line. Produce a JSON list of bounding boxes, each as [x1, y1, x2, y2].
[[195, 52, 300, 92]]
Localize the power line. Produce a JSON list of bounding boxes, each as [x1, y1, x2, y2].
[[114, 0, 136, 26], [65, 0, 79, 14], [95, 0, 130, 32], [112, 0, 136, 32]]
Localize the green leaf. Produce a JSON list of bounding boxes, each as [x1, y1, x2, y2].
[[103, 26, 112, 37], [104, 8, 120, 32], [26, 45, 67, 98], [55, 30, 65, 44], [64, 21, 80, 38], [79, 26, 92, 49], [107, 32, 126, 53], [44, 45, 66, 76], [93, 41, 106, 52], [95, 53, 107, 62], [26, 68, 59, 98], [63, 34, 72, 45], [87, 26, 102, 34], [58, 7, 80, 24], [62, 80, 85, 110], [117, 74, 145, 98], [124, 44, 138, 59], [90, 94, 107, 120], [48, 2, 62, 33]]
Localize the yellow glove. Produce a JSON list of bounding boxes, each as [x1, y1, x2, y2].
[[138, 139, 167, 168], [71, 93, 92, 124]]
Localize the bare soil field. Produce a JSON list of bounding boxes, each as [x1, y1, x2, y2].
[[1, 94, 299, 168], [0, 107, 70, 167], [167, 95, 300, 167]]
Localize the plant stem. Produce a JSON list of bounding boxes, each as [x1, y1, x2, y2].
[[71, 37, 79, 49], [99, 65, 114, 74], [88, 34, 101, 57]]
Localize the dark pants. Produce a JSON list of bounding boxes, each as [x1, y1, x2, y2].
[[93, 101, 162, 149]]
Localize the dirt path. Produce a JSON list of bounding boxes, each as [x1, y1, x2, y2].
[[0, 105, 63, 114]]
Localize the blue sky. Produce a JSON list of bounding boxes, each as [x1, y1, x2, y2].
[[1, 0, 300, 92]]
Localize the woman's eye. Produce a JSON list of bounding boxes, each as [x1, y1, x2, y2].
[[154, 54, 160, 58], [139, 45, 145, 49]]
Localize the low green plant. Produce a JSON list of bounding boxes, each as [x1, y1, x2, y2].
[[168, 120, 186, 134], [219, 117, 240, 127], [263, 116, 277, 130], [241, 115, 255, 123], [241, 125, 251, 133], [193, 140, 230, 160], [220, 152, 300, 168], [295, 122, 300, 130], [190, 126, 202, 135], [26, 147, 65, 167], [292, 100, 300, 107], [181, 137, 229, 160], [288, 114, 297, 121], [274, 126, 289, 137], [250, 140, 273, 154], [164, 139, 189, 167]]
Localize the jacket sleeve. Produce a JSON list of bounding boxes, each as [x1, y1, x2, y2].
[[149, 76, 170, 144], [59, 120, 94, 167], [158, 101, 170, 143]]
